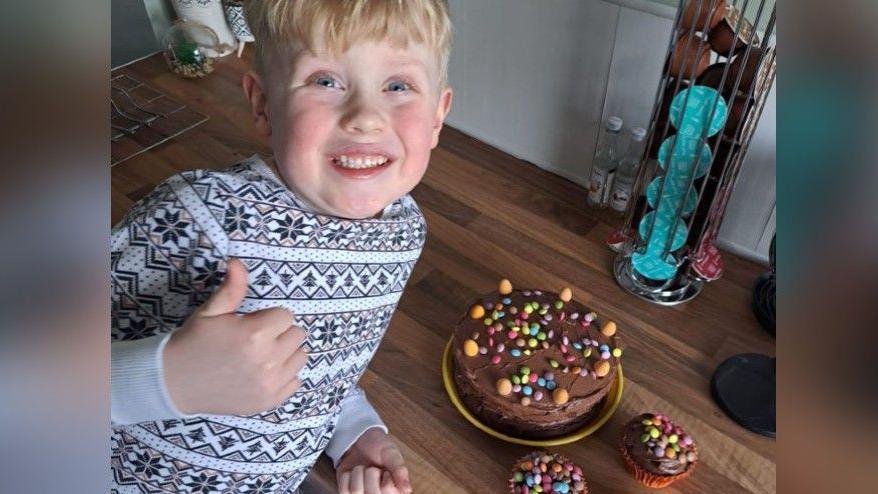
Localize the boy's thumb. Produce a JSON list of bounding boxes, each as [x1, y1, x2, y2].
[[198, 258, 249, 317]]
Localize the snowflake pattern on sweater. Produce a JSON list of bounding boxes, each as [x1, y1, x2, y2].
[[110, 156, 426, 493]]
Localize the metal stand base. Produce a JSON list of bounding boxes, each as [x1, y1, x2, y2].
[[613, 254, 702, 306]]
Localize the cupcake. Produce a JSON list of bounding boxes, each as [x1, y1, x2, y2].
[[509, 451, 588, 494], [620, 413, 698, 488]]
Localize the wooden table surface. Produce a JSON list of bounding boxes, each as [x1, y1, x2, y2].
[[112, 50, 776, 494]]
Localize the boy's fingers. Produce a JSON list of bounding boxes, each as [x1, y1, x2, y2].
[[338, 470, 351, 494], [276, 325, 307, 351], [381, 471, 399, 494], [350, 465, 365, 494], [365, 467, 382, 494], [282, 346, 309, 377], [198, 258, 249, 317], [276, 378, 300, 404], [244, 306, 295, 337], [390, 466, 412, 494]]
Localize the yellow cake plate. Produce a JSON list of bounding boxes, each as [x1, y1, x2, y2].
[[441, 337, 623, 447]]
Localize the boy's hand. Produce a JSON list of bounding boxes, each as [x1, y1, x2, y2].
[[336, 428, 412, 494], [163, 258, 308, 416]]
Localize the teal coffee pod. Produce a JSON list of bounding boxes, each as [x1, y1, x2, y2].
[[670, 86, 728, 138]]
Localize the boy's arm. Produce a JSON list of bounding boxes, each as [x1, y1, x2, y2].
[[111, 333, 192, 425], [324, 386, 388, 467], [110, 175, 226, 425]]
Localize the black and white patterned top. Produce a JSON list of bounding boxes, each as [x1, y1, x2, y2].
[[110, 155, 426, 493]]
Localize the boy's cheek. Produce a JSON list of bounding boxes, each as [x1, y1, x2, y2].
[[276, 108, 332, 156], [393, 107, 438, 145]]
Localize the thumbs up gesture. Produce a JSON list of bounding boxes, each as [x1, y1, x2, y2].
[[163, 259, 309, 416]]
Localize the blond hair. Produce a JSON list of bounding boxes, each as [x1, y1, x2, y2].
[[244, 0, 452, 87]]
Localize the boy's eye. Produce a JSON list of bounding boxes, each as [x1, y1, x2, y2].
[[386, 80, 412, 92], [313, 75, 341, 89]]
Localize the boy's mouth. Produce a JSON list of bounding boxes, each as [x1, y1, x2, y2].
[[331, 154, 391, 170]]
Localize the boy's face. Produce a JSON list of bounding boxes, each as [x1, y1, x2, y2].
[[244, 39, 453, 219]]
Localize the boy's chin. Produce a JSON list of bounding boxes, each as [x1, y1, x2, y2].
[[317, 196, 389, 220]]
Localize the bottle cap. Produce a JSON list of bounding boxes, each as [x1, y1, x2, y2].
[[606, 116, 623, 132], [631, 127, 647, 141]]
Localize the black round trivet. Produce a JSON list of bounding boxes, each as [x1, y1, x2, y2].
[[711, 353, 775, 438]]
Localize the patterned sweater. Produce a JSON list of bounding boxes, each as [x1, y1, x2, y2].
[[110, 155, 426, 493]]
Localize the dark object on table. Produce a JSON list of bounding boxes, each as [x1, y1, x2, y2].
[[711, 353, 776, 437], [753, 236, 776, 335], [710, 242, 775, 437]]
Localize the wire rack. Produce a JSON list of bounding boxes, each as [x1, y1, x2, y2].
[[110, 74, 209, 166], [611, 0, 776, 305]]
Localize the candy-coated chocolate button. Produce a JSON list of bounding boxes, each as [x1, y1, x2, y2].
[[463, 339, 479, 357]]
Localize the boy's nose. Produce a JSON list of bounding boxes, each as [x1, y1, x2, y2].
[[340, 95, 386, 135]]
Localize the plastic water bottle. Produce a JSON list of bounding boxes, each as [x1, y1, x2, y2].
[[587, 116, 623, 208], [610, 126, 647, 213]]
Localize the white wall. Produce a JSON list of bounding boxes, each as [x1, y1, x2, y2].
[[445, 0, 775, 264], [445, 0, 620, 186]]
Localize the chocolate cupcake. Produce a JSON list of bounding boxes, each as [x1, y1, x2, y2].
[[509, 451, 588, 494], [620, 413, 698, 488]]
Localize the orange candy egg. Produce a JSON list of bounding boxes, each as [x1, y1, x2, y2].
[[499, 279, 513, 295], [601, 321, 617, 337], [559, 287, 573, 302], [463, 339, 479, 357], [594, 360, 611, 377], [552, 388, 569, 405], [469, 304, 485, 319]]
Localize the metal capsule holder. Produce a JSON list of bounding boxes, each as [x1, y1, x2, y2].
[[612, 0, 776, 305]]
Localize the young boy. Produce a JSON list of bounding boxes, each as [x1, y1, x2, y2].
[[110, 1, 453, 492]]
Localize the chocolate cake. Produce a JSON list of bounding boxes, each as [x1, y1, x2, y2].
[[452, 280, 622, 439]]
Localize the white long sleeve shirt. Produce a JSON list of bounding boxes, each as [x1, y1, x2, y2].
[[110, 155, 426, 493]]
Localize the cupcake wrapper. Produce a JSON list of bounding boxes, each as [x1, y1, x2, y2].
[[509, 451, 589, 494], [619, 431, 697, 489]]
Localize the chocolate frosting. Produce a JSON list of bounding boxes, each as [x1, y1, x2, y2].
[[622, 414, 697, 476], [452, 289, 620, 439]]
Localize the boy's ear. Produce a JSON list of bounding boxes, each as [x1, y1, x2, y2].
[[430, 87, 454, 149], [242, 71, 272, 137]]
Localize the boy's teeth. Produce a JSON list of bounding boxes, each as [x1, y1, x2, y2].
[[335, 155, 389, 169]]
